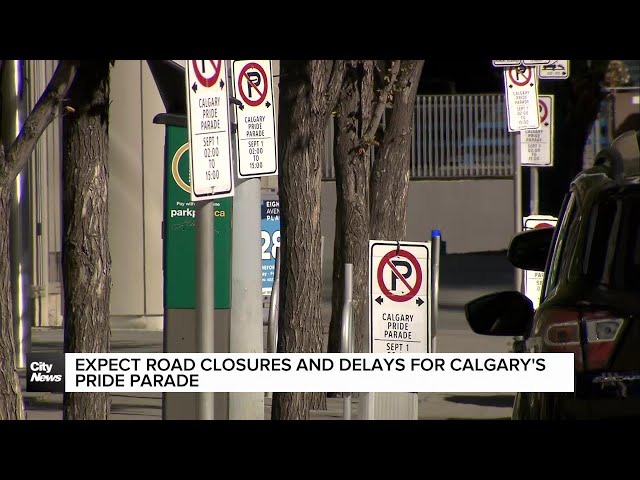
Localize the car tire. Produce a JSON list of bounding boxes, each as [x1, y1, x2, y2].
[[512, 392, 539, 420], [539, 393, 569, 419]]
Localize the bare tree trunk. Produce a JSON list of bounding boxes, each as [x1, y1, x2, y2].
[[0, 187, 24, 420], [564, 60, 609, 182], [539, 60, 609, 215], [370, 60, 424, 240], [0, 60, 77, 420], [272, 61, 345, 420], [62, 61, 112, 420], [327, 61, 375, 356], [328, 61, 401, 356]]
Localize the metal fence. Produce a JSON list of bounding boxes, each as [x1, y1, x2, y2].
[[322, 94, 515, 180]]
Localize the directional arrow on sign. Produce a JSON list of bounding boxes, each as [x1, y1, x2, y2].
[[416, 298, 424, 306], [375, 296, 383, 305], [266, 101, 271, 108], [220, 79, 225, 89], [192, 82, 197, 93]]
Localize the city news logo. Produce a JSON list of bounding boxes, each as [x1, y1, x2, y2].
[[27, 353, 65, 393]]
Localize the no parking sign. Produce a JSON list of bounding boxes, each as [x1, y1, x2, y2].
[[369, 240, 431, 354], [231, 60, 278, 178], [522, 215, 558, 309]]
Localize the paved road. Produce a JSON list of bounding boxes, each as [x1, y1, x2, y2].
[[22, 252, 517, 420]]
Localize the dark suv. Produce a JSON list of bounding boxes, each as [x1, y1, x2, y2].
[[465, 130, 640, 419]]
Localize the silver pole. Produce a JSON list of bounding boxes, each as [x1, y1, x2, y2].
[[430, 230, 441, 353], [229, 63, 264, 419], [229, 177, 263, 419], [529, 168, 539, 215], [2, 60, 30, 368], [267, 246, 281, 356], [265, 246, 281, 400], [195, 200, 215, 420], [513, 132, 523, 293], [28, 60, 49, 329], [341, 263, 353, 420]]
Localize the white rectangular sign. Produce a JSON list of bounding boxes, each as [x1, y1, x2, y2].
[[504, 66, 540, 132], [521, 95, 554, 167], [185, 60, 234, 201], [538, 60, 570, 79], [492, 60, 521, 66], [522, 215, 558, 309], [232, 60, 278, 178], [369, 241, 431, 354], [523, 60, 550, 65]]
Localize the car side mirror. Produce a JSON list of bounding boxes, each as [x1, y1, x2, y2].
[[464, 291, 533, 336], [508, 227, 554, 271]]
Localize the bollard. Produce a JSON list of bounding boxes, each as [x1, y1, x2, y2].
[[430, 230, 441, 353], [341, 263, 353, 420], [265, 247, 281, 399]]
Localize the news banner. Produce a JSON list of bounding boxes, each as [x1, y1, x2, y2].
[[27, 352, 575, 393]]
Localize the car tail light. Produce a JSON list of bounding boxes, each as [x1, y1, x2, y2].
[[539, 308, 625, 372], [539, 309, 583, 370], [582, 311, 624, 371]]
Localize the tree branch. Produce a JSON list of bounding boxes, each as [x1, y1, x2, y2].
[[1, 60, 78, 189], [312, 60, 346, 118], [363, 60, 400, 141]]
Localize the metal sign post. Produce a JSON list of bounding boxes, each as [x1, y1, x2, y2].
[[186, 59, 235, 420], [514, 132, 523, 293], [430, 230, 441, 353], [341, 263, 353, 420], [228, 60, 278, 419], [229, 59, 264, 418], [195, 201, 215, 420]]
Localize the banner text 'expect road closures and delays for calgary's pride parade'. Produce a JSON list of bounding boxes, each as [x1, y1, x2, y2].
[[26, 353, 574, 394]]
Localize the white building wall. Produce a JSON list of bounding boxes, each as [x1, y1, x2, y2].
[[141, 63, 166, 319], [108, 60, 147, 325]]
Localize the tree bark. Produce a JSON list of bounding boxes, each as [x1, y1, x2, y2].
[[0, 187, 24, 420], [327, 61, 400, 356], [327, 61, 374, 355], [0, 60, 77, 420], [538, 60, 609, 215], [272, 61, 345, 420], [564, 60, 609, 183], [370, 60, 425, 240], [62, 61, 112, 420]]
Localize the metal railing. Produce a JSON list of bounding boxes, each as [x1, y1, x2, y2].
[[322, 94, 515, 180]]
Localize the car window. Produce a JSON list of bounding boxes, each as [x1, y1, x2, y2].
[[583, 192, 640, 291], [543, 193, 577, 298]]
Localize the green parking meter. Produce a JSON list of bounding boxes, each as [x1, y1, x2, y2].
[[158, 114, 231, 310], [154, 113, 232, 420], [149, 60, 232, 420]]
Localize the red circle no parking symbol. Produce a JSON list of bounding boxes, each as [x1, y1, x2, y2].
[[237, 62, 269, 107], [376, 249, 423, 302], [192, 60, 222, 88]]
